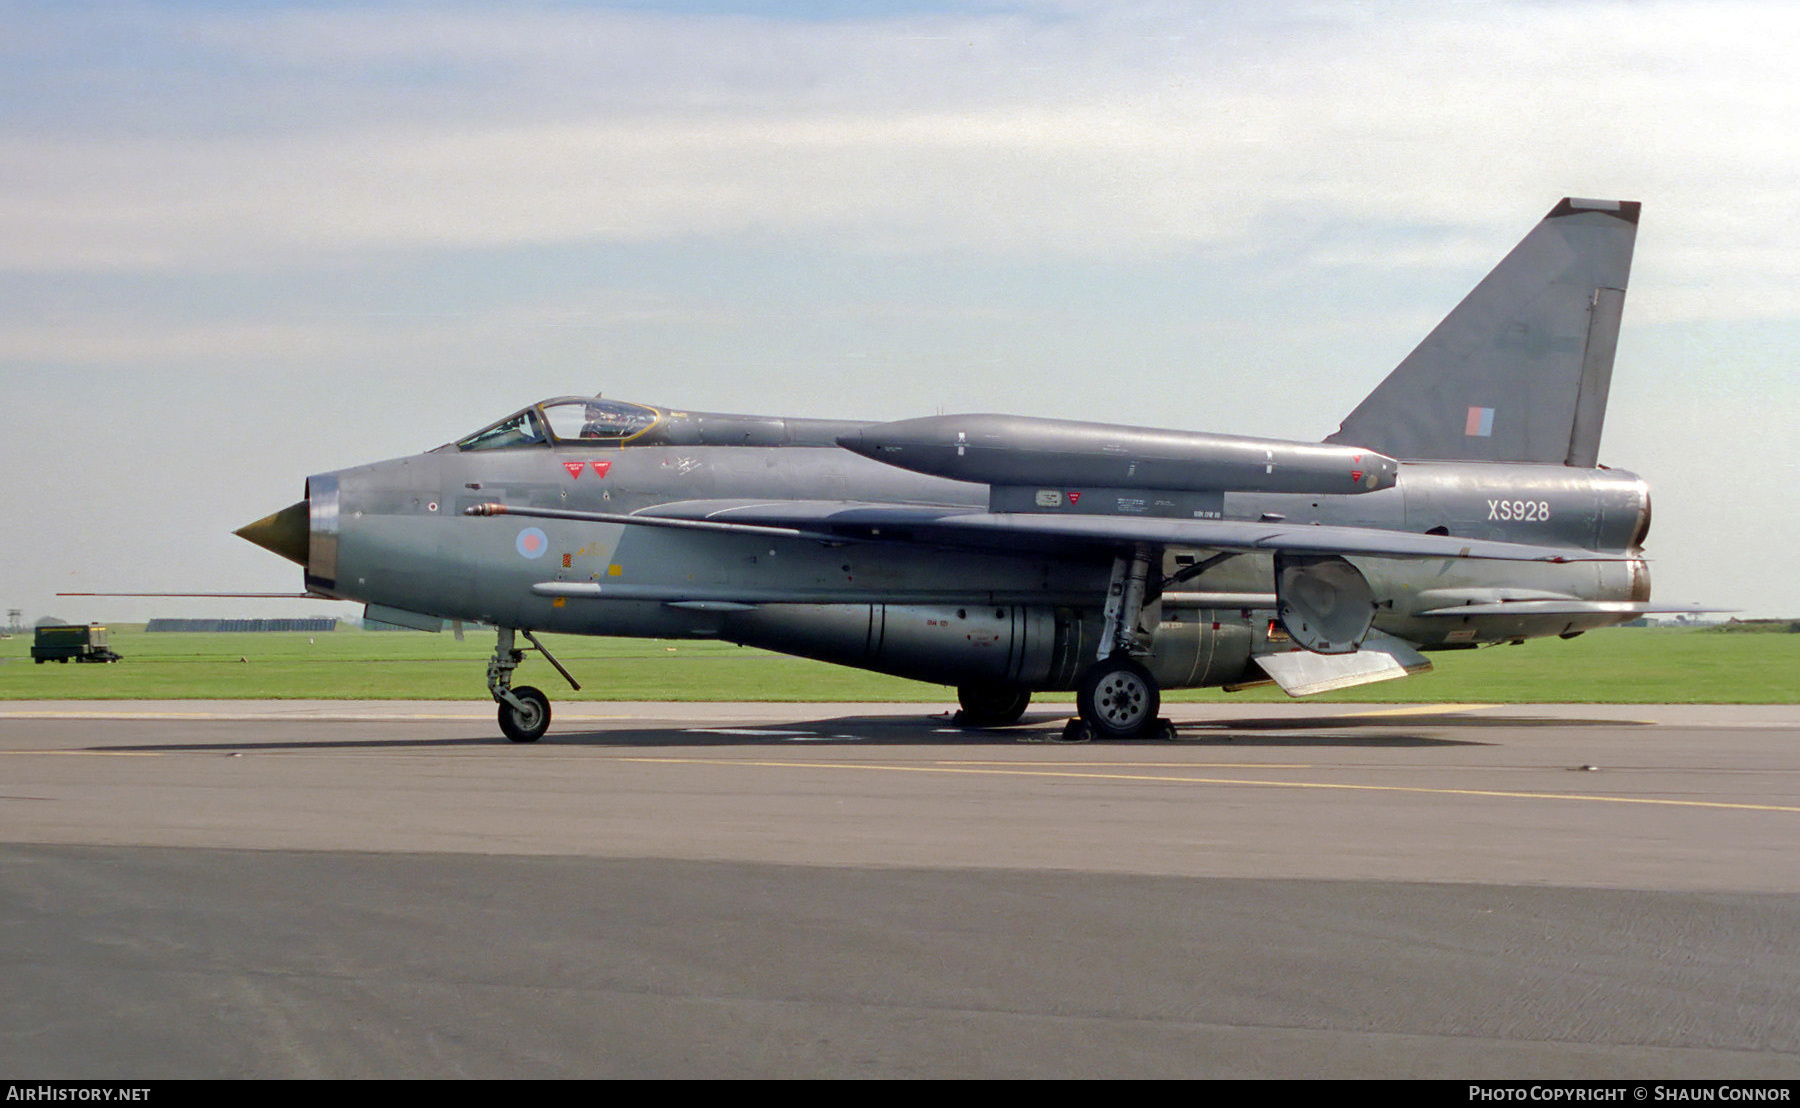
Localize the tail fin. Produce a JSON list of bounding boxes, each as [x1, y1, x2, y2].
[[1325, 198, 1639, 466]]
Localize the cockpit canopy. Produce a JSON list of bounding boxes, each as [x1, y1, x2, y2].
[[451, 395, 871, 451], [456, 397, 661, 451]]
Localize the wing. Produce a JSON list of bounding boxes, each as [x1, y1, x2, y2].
[[467, 498, 1622, 564]]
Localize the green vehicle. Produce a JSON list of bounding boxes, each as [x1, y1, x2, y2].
[[31, 625, 123, 664]]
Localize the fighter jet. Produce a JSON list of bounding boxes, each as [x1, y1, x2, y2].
[[237, 198, 1701, 742]]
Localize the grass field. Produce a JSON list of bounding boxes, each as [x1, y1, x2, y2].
[[1, 624, 1795, 703]]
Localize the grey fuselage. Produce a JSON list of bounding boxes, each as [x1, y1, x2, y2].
[[299, 403, 1651, 695]]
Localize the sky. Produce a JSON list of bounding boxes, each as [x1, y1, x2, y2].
[[3, 0, 1798, 630]]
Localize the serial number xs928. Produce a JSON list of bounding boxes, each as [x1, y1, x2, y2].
[[1489, 499, 1552, 522]]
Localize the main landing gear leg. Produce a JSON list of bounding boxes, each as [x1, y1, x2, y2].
[[1075, 545, 1169, 740]]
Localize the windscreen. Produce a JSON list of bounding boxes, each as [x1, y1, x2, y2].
[[455, 408, 547, 451]]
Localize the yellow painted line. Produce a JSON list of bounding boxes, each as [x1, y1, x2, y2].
[[0, 711, 634, 721], [1333, 704, 1663, 726], [0, 711, 474, 720], [1339, 704, 1499, 717], [947, 760, 1314, 769], [614, 756, 1800, 815]]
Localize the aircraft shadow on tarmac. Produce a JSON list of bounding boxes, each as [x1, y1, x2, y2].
[[541, 723, 1488, 749], [532, 707, 1642, 748], [92, 714, 1477, 752], [86, 708, 1646, 755]]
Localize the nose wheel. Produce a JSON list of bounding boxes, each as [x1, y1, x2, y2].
[[498, 685, 551, 743]]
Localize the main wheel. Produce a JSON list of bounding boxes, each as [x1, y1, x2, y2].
[[1077, 657, 1160, 739], [498, 685, 551, 743], [956, 684, 1032, 727]]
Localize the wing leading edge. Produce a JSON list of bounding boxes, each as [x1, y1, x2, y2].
[[469, 498, 1623, 565]]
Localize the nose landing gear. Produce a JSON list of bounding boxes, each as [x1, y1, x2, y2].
[[487, 627, 580, 743]]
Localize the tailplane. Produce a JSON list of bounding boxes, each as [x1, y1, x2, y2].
[[1326, 198, 1639, 466]]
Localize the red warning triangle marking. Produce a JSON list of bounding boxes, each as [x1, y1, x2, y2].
[[1067, 491, 1081, 504], [562, 461, 584, 479], [591, 459, 612, 478]]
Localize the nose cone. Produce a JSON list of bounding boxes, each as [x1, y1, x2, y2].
[[235, 500, 309, 567]]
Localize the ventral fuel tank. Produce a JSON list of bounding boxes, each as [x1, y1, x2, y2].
[[839, 414, 1398, 497]]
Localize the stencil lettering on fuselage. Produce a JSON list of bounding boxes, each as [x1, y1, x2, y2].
[[1488, 499, 1550, 522]]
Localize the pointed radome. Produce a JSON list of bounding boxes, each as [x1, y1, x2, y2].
[[235, 501, 309, 567]]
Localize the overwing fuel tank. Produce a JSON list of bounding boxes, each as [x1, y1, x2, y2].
[[839, 414, 1398, 496]]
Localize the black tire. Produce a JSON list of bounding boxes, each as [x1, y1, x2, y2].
[[956, 684, 1032, 727], [498, 685, 551, 743], [1077, 657, 1160, 739]]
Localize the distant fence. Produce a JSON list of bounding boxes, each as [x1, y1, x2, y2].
[[145, 618, 340, 633]]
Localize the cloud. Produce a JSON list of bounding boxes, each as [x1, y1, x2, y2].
[[2, 2, 1796, 294], [3, 1, 1799, 296]]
